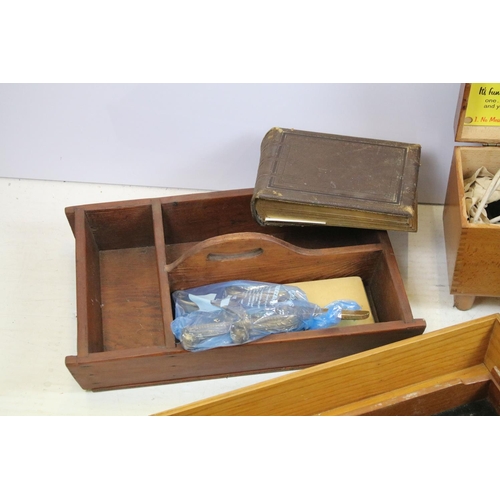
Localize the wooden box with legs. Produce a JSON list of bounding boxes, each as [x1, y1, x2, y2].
[[443, 83, 500, 310], [65, 188, 425, 391]]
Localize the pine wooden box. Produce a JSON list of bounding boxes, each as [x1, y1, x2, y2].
[[65, 188, 425, 391], [443, 83, 500, 310], [156, 314, 500, 416]]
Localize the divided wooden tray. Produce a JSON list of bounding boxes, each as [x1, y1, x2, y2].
[[65, 188, 425, 391], [156, 314, 500, 416]]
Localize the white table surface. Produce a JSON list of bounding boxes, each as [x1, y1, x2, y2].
[[1, 177, 499, 416]]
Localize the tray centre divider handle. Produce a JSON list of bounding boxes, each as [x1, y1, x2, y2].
[[163, 231, 383, 294]]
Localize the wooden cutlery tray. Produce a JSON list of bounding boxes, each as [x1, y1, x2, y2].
[[65, 188, 425, 391]]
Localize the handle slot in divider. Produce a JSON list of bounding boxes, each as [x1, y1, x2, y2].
[[165, 231, 383, 292], [207, 247, 263, 261]]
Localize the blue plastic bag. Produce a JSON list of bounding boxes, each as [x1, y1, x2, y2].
[[171, 280, 361, 351]]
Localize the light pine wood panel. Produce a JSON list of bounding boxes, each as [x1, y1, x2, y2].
[[156, 315, 499, 416]]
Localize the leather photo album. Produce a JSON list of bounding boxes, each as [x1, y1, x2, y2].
[[251, 127, 421, 231]]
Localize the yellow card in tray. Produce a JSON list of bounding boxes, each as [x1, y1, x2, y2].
[[288, 276, 374, 326]]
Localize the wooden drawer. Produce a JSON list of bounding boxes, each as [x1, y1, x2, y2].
[[65, 188, 425, 391], [156, 314, 500, 416]]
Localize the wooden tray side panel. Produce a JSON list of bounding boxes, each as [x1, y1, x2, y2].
[[86, 204, 156, 251], [161, 191, 267, 246], [67, 321, 423, 391], [367, 233, 413, 324], [156, 316, 496, 416], [161, 190, 381, 256], [75, 208, 103, 354]]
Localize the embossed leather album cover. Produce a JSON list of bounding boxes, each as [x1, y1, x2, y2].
[[251, 127, 421, 231]]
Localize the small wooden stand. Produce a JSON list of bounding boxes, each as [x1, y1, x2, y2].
[[443, 83, 500, 310], [65, 189, 425, 391]]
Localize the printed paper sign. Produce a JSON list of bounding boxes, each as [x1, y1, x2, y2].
[[465, 83, 500, 126]]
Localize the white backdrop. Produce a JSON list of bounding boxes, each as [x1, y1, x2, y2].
[[0, 83, 464, 204]]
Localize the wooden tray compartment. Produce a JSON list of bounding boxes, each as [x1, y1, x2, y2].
[[156, 314, 500, 416], [443, 83, 500, 310], [65, 189, 425, 391]]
